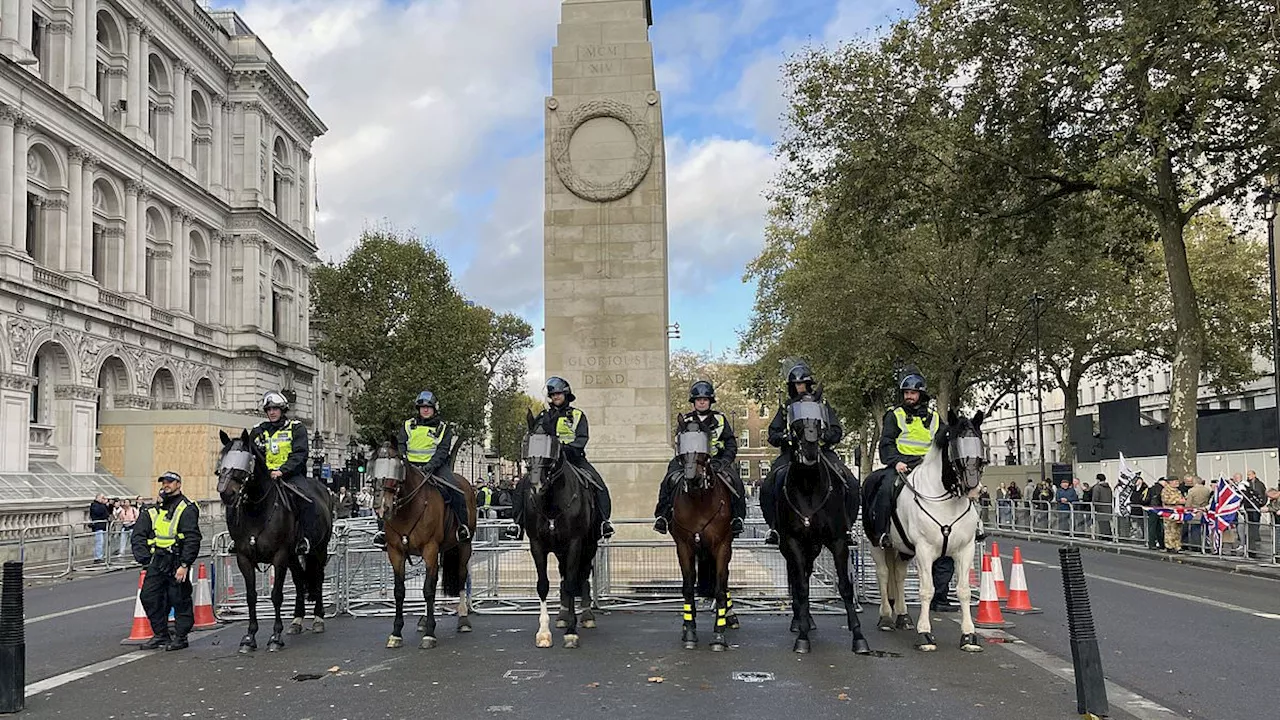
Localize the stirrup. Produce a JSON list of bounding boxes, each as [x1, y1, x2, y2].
[[295, 538, 312, 556], [653, 517, 669, 535], [730, 517, 744, 536], [601, 521, 615, 539], [764, 529, 779, 546], [457, 525, 472, 542], [372, 531, 387, 548], [502, 523, 523, 541]]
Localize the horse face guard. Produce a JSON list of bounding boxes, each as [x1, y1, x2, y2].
[[371, 454, 407, 510], [787, 400, 828, 467], [943, 411, 987, 495], [216, 443, 256, 502], [675, 415, 712, 485], [522, 432, 561, 492]]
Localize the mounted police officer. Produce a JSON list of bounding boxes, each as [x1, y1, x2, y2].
[[864, 370, 938, 549], [131, 471, 201, 651], [248, 390, 321, 557], [758, 362, 859, 546], [653, 380, 745, 536], [373, 390, 471, 547], [504, 377, 615, 540]]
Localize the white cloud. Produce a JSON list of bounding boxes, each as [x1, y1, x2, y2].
[[456, 153, 545, 313], [523, 343, 546, 400]]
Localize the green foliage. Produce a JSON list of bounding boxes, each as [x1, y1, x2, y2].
[[668, 349, 751, 426], [489, 391, 544, 465], [310, 230, 533, 445]]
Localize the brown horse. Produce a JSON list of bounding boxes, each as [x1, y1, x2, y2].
[[370, 440, 476, 649], [669, 412, 739, 651]]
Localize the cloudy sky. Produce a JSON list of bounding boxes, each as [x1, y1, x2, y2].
[[213, 0, 913, 389]]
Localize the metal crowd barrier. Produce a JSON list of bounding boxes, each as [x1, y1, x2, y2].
[[991, 500, 1279, 564], [212, 515, 982, 618]]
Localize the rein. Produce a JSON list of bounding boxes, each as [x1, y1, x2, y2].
[[671, 464, 728, 544], [890, 458, 976, 558], [782, 455, 835, 529]]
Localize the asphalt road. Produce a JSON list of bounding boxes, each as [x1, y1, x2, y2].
[[14, 538, 1279, 719]]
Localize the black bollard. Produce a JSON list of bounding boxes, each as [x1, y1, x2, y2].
[[0, 561, 25, 714], [1058, 548, 1108, 717]]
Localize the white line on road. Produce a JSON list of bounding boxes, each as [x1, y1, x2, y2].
[[24, 652, 150, 697], [1080, 572, 1278, 619], [25, 597, 133, 624]]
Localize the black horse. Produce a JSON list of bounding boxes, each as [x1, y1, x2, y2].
[[217, 430, 333, 653], [775, 401, 872, 655], [516, 410, 599, 649]]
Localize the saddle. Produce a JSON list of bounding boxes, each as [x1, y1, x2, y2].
[[665, 466, 740, 498]]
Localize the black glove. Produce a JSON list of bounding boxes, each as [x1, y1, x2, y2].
[[709, 459, 725, 473]]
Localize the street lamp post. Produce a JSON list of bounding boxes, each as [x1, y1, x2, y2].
[[1031, 293, 1047, 486], [1261, 184, 1280, 462], [1004, 437, 1016, 466], [312, 430, 324, 484]]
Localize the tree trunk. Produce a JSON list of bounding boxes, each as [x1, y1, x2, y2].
[[935, 373, 954, 419], [1058, 354, 1083, 465], [1158, 212, 1205, 480]]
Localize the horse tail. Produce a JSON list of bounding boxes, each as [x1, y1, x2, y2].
[[440, 544, 467, 597], [695, 544, 716, 598]]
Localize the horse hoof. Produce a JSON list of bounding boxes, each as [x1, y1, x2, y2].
[[790, 617, 800, 633], [727, 616, 740, 630], [710, 634, 727, 652], [535, 632, 553, 648], [581, 618, 596, 629], [311, 619, 325, 634], [238, 644, 255, 654], [683, 641, 698, 650], [960, 633, 984, 653], [853, 637, 872, 655], [417, 617, 428, 633], [555, 619, 568, 629], [793, 638, 811, 654], [895, 614, 914, 631], [287, 621, 303, 635], [915, 632, 937, 652], [877, 616, 894, 632], [458, 619, 473, 633], [420, 636, 438, 650], [387, 635, 403, 649], [267, 642, 284, 653], [564, 634, 580, 649]]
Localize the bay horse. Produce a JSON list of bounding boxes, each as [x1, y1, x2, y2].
[[668, 412, 739, 651], [775, 400, 871, 655], [217, 430, 333, 653], [370, 439, 476, 649], [869, 410, 985, 652], [517, 411, 599, 649]]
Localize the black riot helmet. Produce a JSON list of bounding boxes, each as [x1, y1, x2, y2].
[[688, 380, 716, 403], [898, 372, 928, 406], [546, 376, 576, 403], [786, 363, 816, 398]]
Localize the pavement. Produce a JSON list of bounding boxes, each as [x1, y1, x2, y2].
[[11, 536, 1278, 720]]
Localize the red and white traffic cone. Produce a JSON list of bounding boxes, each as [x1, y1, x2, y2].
[[974, 554, 1013, 629], [121, 570, 154, 645], [1004, 547, 1043, 615], [990, 542, 1009, 602], [192, 563, 219, 630]]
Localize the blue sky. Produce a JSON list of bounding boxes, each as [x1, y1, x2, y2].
[[215, 0, 914, 384]]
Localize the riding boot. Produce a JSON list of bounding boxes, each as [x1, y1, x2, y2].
[[731, 517, 744, 536], [601, 520, 616, 539], [502, 513, 525, 541], [653, 473, 675, 533], [456, 511, 472, 543], [729, 472, 747, 537], [760, 473, 780, 545], [974, 504, 988, 542], [372, 516, 387, 548], [595, 483, 615, 539], [653, 516, 669, 534]]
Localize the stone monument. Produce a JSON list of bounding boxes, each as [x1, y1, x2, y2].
[[543, 0, 671, 521]]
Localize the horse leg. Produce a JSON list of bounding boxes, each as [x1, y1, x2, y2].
[[579, 572, 596, 629], [833, 538, 871, 655], [236, 554, 258, 653], [892, 556, 913, 631], [561, 540, 582, 649], [532, 544, 553, 648], [871, 547, 894, 631], [710, 540, 731, 652], [310, 555, 327, 634], [267, 558, 288, 652], [724, 539, 739, 630], [913, 547, 938, 652], [555, 553, 571, 630], [387, 549, 406, 649], [956, 546, 982, 652], [676, 538, 698, 649], [288, 559, 306, 635], [420, 541, 441, 649], [457, 544, 473, 634], [782, 537, 812, 653]]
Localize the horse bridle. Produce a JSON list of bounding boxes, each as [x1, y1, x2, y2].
[[671, 423, 727, 541], [219, 447, 269, 513], [892, 425, 986, 557]]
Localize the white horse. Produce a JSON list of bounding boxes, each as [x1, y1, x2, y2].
[[869, 409, 986, 652]]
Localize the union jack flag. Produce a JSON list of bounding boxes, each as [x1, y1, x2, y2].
[[1206, 477, 1243, 552], [1147, 507, 1199, 522]]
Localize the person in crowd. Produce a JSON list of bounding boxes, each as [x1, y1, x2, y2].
[[88, 494, 111, 563], [114, 498, 139, 558]]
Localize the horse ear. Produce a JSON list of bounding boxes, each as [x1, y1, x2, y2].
[[240, 428, 250, 442], [971, 410, 985, 428], [219, 430, 231, 447], [526, 409, 536, 431], [947, 408, 959, 426]]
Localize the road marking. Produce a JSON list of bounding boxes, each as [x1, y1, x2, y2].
[[25, 597, 133, 624], [1020, 559, 1058, 568], [1082, 572, 1278, 618], [1252, 612, 1280, 620], [24, 652, 150, 697]]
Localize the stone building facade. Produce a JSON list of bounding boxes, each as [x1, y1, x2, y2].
[[0, 1, 352, 500]]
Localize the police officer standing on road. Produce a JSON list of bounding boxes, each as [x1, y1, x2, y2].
[[131, 471, 202, 651]]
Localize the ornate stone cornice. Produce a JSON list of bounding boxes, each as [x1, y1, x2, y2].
[[42, 198, 68, 210], [105, 66, 129, 77], [69, 146, 91, 164], [55, 385, 102, 401], [152, 249, 172, 260], [0, 373, 34, 391], [125, 179, 151, 198], [173, 207, 192, 223], [0, 105, 18, 123], [114, 394, 152, 409], [47, 21, 72, 35], [154, 104, 174, 115], [193, 136, 212, 146]]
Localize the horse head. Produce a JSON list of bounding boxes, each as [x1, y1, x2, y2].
[[217, 429, 262, 506], [674, 412, 713, 487], [370, 438, 407, 519], [940, 409, 987, 495], [787, 397, 828, 467], [523, 409, 562, 493]]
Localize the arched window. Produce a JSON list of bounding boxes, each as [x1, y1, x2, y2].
[[144, 207, 169, 304], [147, 54, 171, 151], [191, 91, 211, 185], [25, 143, 66, 269], [189, 230, 210, 321], [271, 259, 289, 340], [272, 137, 290, 221]]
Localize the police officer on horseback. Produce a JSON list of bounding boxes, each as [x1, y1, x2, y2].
[[131, 471, 201, 651], [504, 377, 615, 540], [864, 370, 938, 549], [247, 390, 323, 557], [758, 362, 860, 546], [373, 390, 471, 547], [653, 380, 745, 537]]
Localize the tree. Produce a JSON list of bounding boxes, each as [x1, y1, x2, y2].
[[490, 390, 544, 468], [668, 349, 750, 425], [310, 230, 533, 446]]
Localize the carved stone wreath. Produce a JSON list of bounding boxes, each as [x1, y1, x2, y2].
[[551, 98, 654, 203]]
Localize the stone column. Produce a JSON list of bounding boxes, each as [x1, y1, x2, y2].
[[11, 115, 30, 252], [0, 107, 14, 249], [242, 235, 261, 329], [210, 95, 224, 191], [70, 0, 87, 91], [243, 102, 262, 198], [65, 148, 84, 274], [138, 27, 150, 138], [0, 373, 33, 472], [172, 60, 188, 166], [54, 385, 100, 473], [123, 180, 138, 293], [170, 207, 188, 311], [129, 181, 148, 298], [17, 0, 31, 52], [125, 20, 140, 132], [210, 231, 223, 324], [298, 149, 310, 231], [79, 154, 95, 277], [1, 1, 18, 46], [83, 1, 97, 100]]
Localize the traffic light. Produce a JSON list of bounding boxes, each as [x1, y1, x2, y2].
[[356, 452, 366, 474]]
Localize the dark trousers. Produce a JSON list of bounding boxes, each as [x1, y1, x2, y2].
[[1145, 512, 1165, 549], [285, 475, 322, 545], [931, 556, 954, 606], [413, 464, 469, 528], [863, 467, 896, 539], [512, 461, 611, 521], [655, 458, 746, 520], [759, 453, 858, 529], [140, 562, 193, 639]]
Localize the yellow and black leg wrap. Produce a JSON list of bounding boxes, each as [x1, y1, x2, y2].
[[682, 603, 694, 623], [716, 606, 727, 629]]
